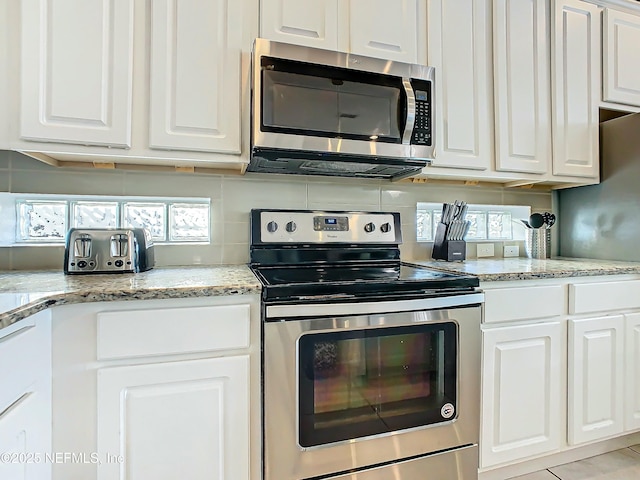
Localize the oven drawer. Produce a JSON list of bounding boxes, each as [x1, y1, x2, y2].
[[326, 445, 478, 480]]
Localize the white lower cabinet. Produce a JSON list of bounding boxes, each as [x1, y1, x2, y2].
[[0, 391, 51, 480], [0, 310, 52, 480], [479, 277, 640, 477], [568, 315, 625, 445], [51, 295, 260, 480], [481, 321, 565, 468], [625, 312, 640, 431], [97, 356, 249, 480]]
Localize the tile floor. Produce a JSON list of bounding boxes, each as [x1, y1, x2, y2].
[[511, 445, 640, 480]]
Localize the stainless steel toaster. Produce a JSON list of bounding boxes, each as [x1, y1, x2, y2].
[[64, 228, 155, 274]]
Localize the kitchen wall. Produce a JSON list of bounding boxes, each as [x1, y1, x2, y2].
[[559, 113, 640, 260], [0, 150, 552, 270]]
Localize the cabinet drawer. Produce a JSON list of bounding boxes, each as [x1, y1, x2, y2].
[[483, 285, 565, 323], [97, 304, 251, 360], [0, 323, 41, 412], [570, 280, 640, 314]]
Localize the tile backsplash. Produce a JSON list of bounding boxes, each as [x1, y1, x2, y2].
[[0, 151, 552, 270]]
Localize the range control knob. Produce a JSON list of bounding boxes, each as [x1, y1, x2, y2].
[[285, 221, 297, 233], [364, 222, 376, 233], [266, 221, 278, 233], [380, 222, 392, 233]]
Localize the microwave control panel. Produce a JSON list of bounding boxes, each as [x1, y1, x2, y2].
[[410, 79, 432, 146]]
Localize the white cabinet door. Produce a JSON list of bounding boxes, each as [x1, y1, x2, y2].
[[97, 356, 249, 480], [550, 0, 600, 178], [20, 0, 134, 147], [348, 0, 423, 64], [603, 9, 640, 107], [260, 0, 340, 50], [148, 0, 242, 154], [493, 0, 551, 174], [625, 312, 640, 431], [0, 392, 51, 480], [427, 0, 493, 170], [481, 321, 564, 468], [568, 315, 624, 445]]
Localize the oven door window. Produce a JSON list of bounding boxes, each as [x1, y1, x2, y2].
[[298, 322, 457, 447], [261, 57, 405, 144]]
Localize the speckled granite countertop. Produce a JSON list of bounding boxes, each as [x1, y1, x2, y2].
[[3, 258, 640, 331], [0, 266, 261, 330], [406, 257, 640, 282]]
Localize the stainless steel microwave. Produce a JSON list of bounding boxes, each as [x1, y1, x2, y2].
[[249, 39, 435, 181]]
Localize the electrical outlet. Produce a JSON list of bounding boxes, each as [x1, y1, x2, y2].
[[477, 243, 494, 258], [504, 245, 519, 257]]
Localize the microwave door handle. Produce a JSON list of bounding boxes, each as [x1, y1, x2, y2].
[[401, 78, 416, 145]]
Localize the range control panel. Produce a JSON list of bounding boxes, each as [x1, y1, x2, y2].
[[255, 210, 401, 244]]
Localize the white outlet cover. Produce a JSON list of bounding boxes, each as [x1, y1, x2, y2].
[[504, 245, 519, 257], [477, 243, 494, 257]]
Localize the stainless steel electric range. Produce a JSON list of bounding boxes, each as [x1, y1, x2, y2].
[[250, 209, 483, 480]]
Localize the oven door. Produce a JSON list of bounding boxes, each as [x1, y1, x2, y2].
[[263, 295, 482, 480]]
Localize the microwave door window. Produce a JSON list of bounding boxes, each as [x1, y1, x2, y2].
[[262, 69, 403, 143]]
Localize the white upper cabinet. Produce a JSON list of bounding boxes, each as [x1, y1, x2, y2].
[[493, 0, 551, 174], [20, 0, 134, 148], [260, 0, 339, 50], [603, 8, 640, 108], [149, 0, 242, 153], [427, 0, 493, 170], [348, 0, 424, 64], [551, 0, 600, 178], [13, 0, 256, 171], [260, 0, 425, 64]]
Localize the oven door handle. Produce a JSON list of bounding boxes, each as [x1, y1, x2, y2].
[[265, 293, 484, 319]]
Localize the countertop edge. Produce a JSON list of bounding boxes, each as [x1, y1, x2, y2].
[[474, 267, 640, 282], [404, 259, 640, 282], [0, 284, 262, 331]]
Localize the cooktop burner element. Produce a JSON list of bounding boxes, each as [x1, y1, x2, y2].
[[249, 209, 479, 303]]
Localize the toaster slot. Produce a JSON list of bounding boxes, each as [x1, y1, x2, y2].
[[74, 234, 92, 258], [110, 234, 129, 257]]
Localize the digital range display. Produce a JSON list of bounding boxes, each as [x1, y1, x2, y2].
[[415, 90, 428, 101], [314, 216, 349, 231]]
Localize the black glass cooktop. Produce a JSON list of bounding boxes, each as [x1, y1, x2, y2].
[[252, 262, 479, 302]]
